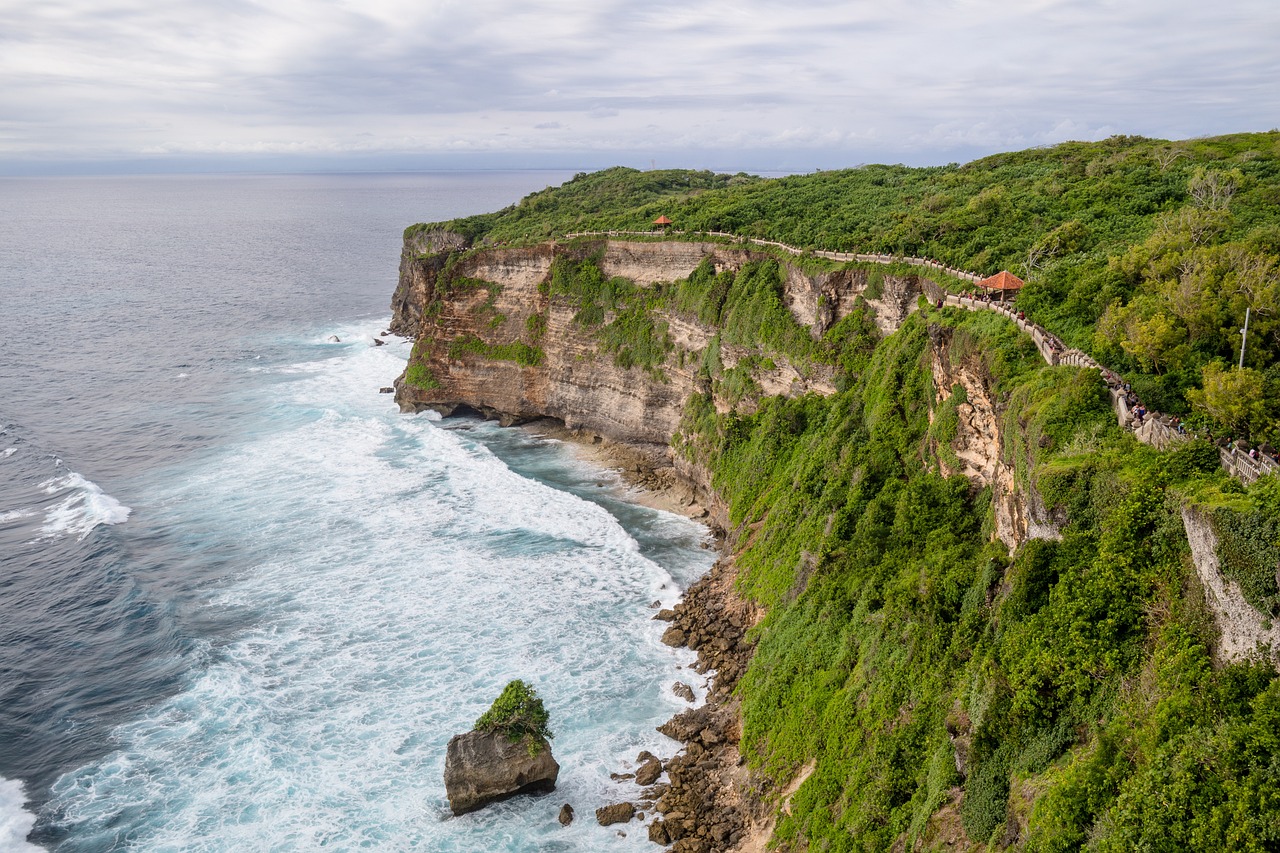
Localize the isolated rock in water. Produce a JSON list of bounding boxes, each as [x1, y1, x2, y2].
[[379, 386, 394, 393], [596, 802, 635, 826], [373, 338, 386, 346], [327, 335, 341, 342], [558, 803, 574, 826], [443, 730, 559, 815], [672, 681, 695, 703]]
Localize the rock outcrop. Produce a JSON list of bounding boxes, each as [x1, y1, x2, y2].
[[443, 730, 559, 815], [1181, 506, 1280, 664], [928, 323, 1060, 550]]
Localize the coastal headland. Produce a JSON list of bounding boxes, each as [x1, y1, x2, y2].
[[390, 141, 1280, 851]]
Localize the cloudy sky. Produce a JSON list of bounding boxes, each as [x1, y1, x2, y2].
[[2, 0, 1277, 174]]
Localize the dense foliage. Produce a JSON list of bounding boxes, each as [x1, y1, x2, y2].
[[417, 132, 1280, 441], [674, 308, 1280, 850], [473, 679, 553, 748]]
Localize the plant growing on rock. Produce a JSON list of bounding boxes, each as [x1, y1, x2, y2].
[[474, 680, 553, 753]]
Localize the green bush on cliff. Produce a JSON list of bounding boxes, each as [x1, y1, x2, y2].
[[404, 363, 441, 391], [447, 334, 544, 367], [474, 679, 553, 751]]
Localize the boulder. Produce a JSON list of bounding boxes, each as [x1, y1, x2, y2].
[[596, 802, 636, 826], [443, 729, 559, 815], [373, 338, 386, 346], [672, 681, 695, 703], [558, 803, 574, 826], [379, 387, 394, 393], [327, 335, 341, 342], [635, 755, 663, 786]]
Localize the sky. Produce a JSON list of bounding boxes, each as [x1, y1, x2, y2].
[[1, 0, 1278, 175]]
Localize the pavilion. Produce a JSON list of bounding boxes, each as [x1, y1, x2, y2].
[[653, 215, 673, 231], [975, 270, 1025, 302]]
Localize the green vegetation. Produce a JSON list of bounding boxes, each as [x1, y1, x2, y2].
[[447, 333, 544, 367], [413, 132, 1280, 441], [416, 168, 757, 244], [671, 308, 1280, 850], [474, 680, 553, 753], [403, 363, 441, 391]]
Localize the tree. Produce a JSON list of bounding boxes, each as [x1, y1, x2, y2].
[[1187, 361, 1270, 437]]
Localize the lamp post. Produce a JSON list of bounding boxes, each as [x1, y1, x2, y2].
[[1238, 306, 1251, 369]]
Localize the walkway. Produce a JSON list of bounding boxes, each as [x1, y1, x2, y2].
[[556, 229, 1278, 484]]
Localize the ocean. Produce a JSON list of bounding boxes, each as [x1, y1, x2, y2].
[[0, 173, 716, 851]]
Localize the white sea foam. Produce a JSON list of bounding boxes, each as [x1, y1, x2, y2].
[[38, 471, 131, 540], [47, 322, 713, 852], [0, 508, 37, 523], [2, 447, 15, 458], [0, 777, 43, 852]]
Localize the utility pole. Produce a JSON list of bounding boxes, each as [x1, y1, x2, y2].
[[1239, 306, 1251, 369]]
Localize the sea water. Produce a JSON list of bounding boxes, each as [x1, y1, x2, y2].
[[0, 174, 716, 851]]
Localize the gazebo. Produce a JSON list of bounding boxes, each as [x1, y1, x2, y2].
[[976, 270, 1025, 302], [653, 215, 673, 231]]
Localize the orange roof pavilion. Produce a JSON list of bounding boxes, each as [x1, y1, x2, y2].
[[653, 215, 673, 227], [976, 270, 1025, 292]]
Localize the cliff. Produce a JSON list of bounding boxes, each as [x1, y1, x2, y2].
[[390, 233, 1280, 852], [391, 236, 920, 451]]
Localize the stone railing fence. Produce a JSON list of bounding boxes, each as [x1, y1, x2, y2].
[[553, 229, 1277, 484]]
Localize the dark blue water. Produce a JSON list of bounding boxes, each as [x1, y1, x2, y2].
[[0, 174, 714, 851]]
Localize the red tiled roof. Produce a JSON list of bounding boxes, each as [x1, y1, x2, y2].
[[653, 215, 673, 225], [977, 270, 1025, 291]]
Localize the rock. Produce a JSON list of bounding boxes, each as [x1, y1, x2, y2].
[[658, 706, 717, 743], [373, 338, 386, 346], [610, 772, 635, 781], [381, 330, 391, 336], [649, 600, 662, 608], [596, 802, 636, 826], [558, 803, 574, 826], [672, 681, 695, 703], [661, 627, 687, 646], [327, 335, 341, 342], [379, 386, 394, 393], [636, 756, 663, 786], [443, 729, 559, 815], [654, 608, 678, 622], [649, 819, 672, 845]]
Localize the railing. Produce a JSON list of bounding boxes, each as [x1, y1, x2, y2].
[[552, 229, 1277, 484]]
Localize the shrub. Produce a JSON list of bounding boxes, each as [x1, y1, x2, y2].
[[474, 680, 553, 748]]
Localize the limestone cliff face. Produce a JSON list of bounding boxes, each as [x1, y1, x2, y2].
[[928, 324, 1060, 550], [1181, 507, 1280, 664], [390, 237, 923, 451]]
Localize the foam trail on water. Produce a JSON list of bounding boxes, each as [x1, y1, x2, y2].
[[0, 778, 43, 852], [38, 470, 131, 540], [45, 321, 712, 852]]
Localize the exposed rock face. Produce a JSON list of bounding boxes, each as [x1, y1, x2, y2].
[[1181, 506, 1280, 664], [390, 238, 924, 452], [443, 730, 559, 815], [928, 323, 1060, 550]]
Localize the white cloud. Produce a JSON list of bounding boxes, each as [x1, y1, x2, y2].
[[0, 0, 1276, 168]]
